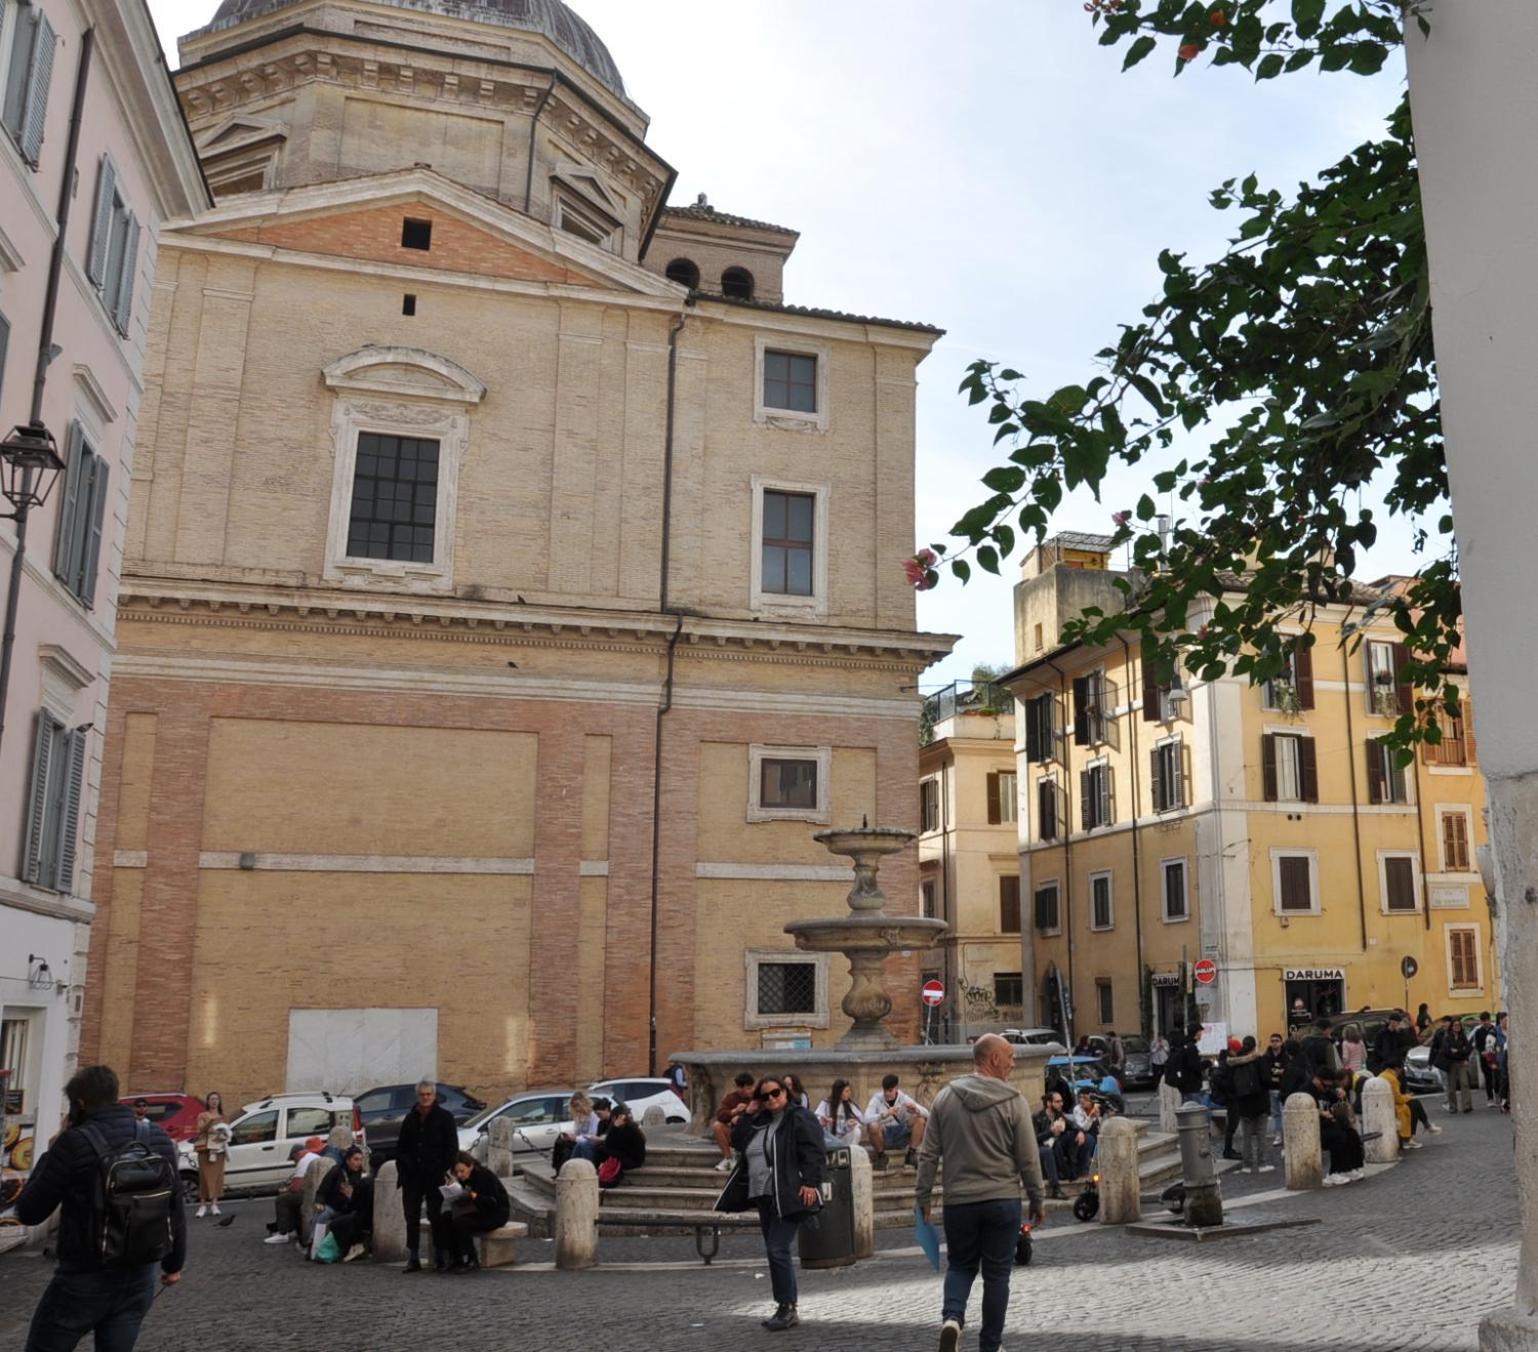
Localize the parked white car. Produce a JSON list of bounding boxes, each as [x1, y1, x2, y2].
[[457, 1089, 575, 1155], [587, 1078, 688, 1123], [177, 1092, 361, 1197]]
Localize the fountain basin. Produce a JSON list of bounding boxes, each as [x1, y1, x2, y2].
[[784, 915, 950, 952]]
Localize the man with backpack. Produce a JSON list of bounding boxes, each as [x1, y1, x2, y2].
[[13, 1064, 185, 1351]]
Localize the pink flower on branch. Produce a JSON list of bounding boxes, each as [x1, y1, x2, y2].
[[903, 548, 939, 591]]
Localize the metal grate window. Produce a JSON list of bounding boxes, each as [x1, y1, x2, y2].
[[346, 432, 440, 563], [758, 961, 817, 1015]]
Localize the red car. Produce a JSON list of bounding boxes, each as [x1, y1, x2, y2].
[[119, 1093, 205, 1143]]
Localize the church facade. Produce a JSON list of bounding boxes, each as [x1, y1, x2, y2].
[[79, 0, 951, 1104]]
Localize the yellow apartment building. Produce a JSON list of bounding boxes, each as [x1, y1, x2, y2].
[[917, 683, 1021, 1040], [1000, 534, 1495, 1043]]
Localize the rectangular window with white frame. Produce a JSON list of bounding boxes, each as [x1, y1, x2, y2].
[[1446, 924, 1482, 993], [21, 710, 89, 894], [920, 777, 939, 834], [987, 771, 1017, 825], [1089, 870, 1114, 930], [1150, 735, 1185, 813], [1271, 849, 1319, 915], [751, 476, 828, 615], [85, 156, 140, 336], [51, 422, 110, 608], [552, 192, 619, 250], [754, 335, 829, 430], [1364, 638, 1406, 718], [1161, 857, 1189, 922], [744, 950, 829, 1029], [1262, 730, 1317, 803], [1080, 758, 1113, 831], [1378, 851, 1420, 914], [1, 1, 55, 167], [747, 744, 831, 824], [1438, 806, 1473, 873], [1366, 736, 1411, 805]]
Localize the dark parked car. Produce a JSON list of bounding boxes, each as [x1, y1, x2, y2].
[[355, 1083, 486, 1165]]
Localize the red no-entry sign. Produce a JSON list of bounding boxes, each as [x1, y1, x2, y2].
[[921, 979, 945, 1007], [1193, 958, 1218, 986]]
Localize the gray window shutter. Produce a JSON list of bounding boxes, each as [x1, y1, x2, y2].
[[18, 11, 54, 166], [87, 155, 116, 286], [1149, 746, 1164, 813], [112, 214, 139, 333], [0, 309, 9, 406], [80, 455, 108, 606], [51, 421, 84, 586], [53, 727, 88, 893], [1171, 743, 1186, 809], [21, 713, 56, 885], [1, 5, 31, 137]]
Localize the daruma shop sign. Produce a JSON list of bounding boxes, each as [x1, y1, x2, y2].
[[1283, 967, 1345, 982]]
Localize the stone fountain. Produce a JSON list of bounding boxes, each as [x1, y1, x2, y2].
[[786, 825, 948, 1050], [672, 823, 1050, 1133]]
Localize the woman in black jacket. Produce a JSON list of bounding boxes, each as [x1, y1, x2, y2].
[[593, 1104, 647, 1175], [318, 1147, 374, 1261], [436, 1152, 511, 1273], [714, 1075, 826, 1333]]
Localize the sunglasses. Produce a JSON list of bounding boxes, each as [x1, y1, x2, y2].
[[761, 1087, 786, 1100]]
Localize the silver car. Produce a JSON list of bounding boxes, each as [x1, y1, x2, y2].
[[457, 1089, 575, 1156], [1403, 1044, 1444, 1093]]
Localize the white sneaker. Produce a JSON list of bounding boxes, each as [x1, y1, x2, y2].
[[1257, 1165, 1276, 1173], [1402, 1139, 1423, 1151], [195, 1205, 207, 1219], [939, 1318, 962, 1352], [264, 1233, 292, 1245], [210, 1204, 221, 1216], [714, 1157, 735, 1173], [1321, 1175, 1341, 1187], [1428, 1124, 1443, 1134], [1350, 1169, 1365, 1181], [343, 1243, 367, 1263], [1270, 1135, 1282, 1147]]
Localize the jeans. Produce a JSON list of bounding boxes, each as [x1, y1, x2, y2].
[[273, 1188, 304, 1235], [25, 1266, 158, 1352], [1238, 1114, 1268, 1169], [572, 1138, 598, 1162], [755, 1199, 801, 1306], [942, 1197, 1022, 1352], [1268, 1089, 1283, 1139], [1481, 1057, 1500, 1102], [1037, 1144, 1059, 1191]]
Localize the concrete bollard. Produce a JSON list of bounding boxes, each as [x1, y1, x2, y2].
[[1362, 1076, 1400, 1165], [1283, 1092, 1323, 1190], [555, 1158, 600, 1270], [371, 1161, 406, 1262], [641, 1105, 666, 1127], [1158, 1080, 1181, 1134], [488, 1145, 515, 1179], [300, 1155, 336, 1244], [488, 1119, 515, 1152], [1097, 1116, 1141, 1225], [850, 1144, 874, 1259]]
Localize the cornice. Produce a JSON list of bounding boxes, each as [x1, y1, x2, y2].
[[115, 580, 955, 671]]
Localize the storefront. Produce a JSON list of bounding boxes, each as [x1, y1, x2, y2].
[[1283, 967, 1347, 1028], [1150, 973, 1185, 1037]]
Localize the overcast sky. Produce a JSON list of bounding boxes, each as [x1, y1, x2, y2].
[[147, 0, 1409, 687]]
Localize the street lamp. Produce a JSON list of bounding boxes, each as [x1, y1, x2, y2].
[[0, 418, 66, 761]]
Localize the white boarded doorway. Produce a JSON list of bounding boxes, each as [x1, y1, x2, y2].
[[285, 1008, 438, 1096]]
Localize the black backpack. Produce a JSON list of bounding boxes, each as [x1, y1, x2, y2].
[[79, 1120, 177, 1268], [1229, 1058, 1262, 1100]]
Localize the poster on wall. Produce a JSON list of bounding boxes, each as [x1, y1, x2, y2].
[[1, 1069, 34, 1229]]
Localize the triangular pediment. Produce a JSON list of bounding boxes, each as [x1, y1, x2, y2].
[[171, 167, 681, 300], [197, 115, 287, 152]]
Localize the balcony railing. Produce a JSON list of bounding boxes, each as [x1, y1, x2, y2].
[[923, 680, 1011, 728]]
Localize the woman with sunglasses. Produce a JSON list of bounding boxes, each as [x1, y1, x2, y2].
[[712, 1075, 826, 1332]]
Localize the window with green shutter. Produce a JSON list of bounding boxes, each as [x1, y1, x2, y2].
[[2, 5, 55, 168], [21, 712, 88, 893], [52, 423, 110, 606]]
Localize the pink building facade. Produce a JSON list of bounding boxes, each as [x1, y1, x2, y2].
[[0, 0, 204, 1223]]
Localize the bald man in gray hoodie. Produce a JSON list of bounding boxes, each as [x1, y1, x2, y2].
[[915, 1033, 1046, 1352]]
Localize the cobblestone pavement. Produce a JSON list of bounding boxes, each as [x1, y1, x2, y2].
[[0, 1105, 1517, 1352]]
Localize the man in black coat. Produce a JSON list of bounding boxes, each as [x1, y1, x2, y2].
[[396, 1079, 459, 1272], [14, 1064, 185, 1351]]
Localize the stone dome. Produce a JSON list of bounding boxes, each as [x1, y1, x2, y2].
[[203, 0, 626, 96]]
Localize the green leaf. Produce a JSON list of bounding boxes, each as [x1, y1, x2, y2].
[[1255, 52, 1283, 80], [950, 559, 971, 584], [1291, 0, 1325, 38], [1123, 34, 1158, 70], [977, 545, 1000, 575], [981, 466, 1026, 493]]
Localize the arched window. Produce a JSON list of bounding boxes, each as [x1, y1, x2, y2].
[[721, 266, 755, 301], [665, 257, 700, 289]]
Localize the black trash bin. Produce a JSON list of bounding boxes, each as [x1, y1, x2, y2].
[[797, 1146, 856, 1269]]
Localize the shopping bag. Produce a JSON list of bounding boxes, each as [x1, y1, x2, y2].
[[314, 1231, 341, 1264]]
